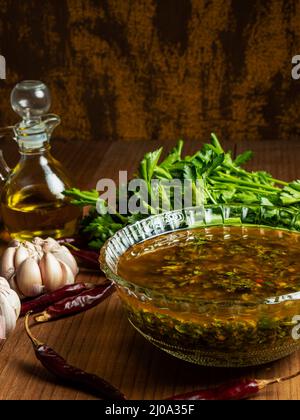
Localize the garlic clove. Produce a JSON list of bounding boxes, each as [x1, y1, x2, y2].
[[17, 258, 43, 297], [42, 237, 60, 253], [0, 295, 17, 337], [1, 286, 21, 318], [14, 245, 29, 270], [58, 260, 75, 285], [0, 277, 11, 290], [0, 246, 17, 279], [45, 237, 59, 246], [32, 244, 43, 261], [32, 237, 44, 247], [51, 246, 79, 276], [0, 317, 5, 340], [8, 239, 20, 248], [40, 252, 64, 292], [9, 275, 25, 300], [23, 241, 37, 254]]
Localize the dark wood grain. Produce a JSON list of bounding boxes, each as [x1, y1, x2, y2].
[[1, 0, 300, 143], [236, 140, 300, 182], [0, 139, 300, 400]]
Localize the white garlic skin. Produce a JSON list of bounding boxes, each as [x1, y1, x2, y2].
[[0, 247, 16, 279], [14, 246, 29, 270], [0, 237, 79, 298], [59, 260, 75, 285], [9, 275, 25, 300], [51, 246, 79, 276], [40, 252, 64, 292], [0, 276, 20, 339], [17, 258, 44, 297]]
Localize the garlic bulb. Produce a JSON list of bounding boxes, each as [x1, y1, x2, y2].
[[0, 277, 20, 339], [0, 238, 79, 298]]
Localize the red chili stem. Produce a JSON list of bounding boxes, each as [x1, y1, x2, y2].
[[24, 314, 126, 400], [259, 370, 300, 387], [34, 282, 115, 323], [20, 283, 95, 316]]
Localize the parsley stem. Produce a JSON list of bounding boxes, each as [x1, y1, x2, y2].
[[211, 175, 279, 192]]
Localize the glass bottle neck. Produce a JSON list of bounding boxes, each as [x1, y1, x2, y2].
[[18, 141, 51, 156]]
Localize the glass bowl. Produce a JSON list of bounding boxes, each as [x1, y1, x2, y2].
[[100, 205, 300, 367]]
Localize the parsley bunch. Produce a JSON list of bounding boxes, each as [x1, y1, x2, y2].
[[64, 134, 300, 250]]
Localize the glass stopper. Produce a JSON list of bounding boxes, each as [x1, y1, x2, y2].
[[10, 80, 51, 120]]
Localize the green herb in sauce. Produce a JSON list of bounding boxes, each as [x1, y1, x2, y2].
[[116, 226, 300, 366], [118, 226, 300, 301]]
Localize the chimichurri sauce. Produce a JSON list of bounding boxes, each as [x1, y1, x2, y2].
[[117, 226, 300, 301]]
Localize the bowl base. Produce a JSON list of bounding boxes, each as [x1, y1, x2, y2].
[[129, 320, 300, 367]]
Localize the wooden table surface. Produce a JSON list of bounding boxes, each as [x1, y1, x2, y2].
[[0, 137, 300, 400]]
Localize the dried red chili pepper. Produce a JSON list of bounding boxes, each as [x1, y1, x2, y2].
[[69, 248, 100, 270], [57, 239, 100, 271], [20, 283, 95, 316], [25, 314, 126, 400], [166, 372, 300, 400], [34, 282, 115, 323]]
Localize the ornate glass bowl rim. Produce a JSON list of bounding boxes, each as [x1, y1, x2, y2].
[[99, 205, 300, 307]]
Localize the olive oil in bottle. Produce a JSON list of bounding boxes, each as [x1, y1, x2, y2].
[[0, 81, 81, 240]]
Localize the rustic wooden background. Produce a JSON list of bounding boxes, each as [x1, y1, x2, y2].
[[0, 0, 300, 142]]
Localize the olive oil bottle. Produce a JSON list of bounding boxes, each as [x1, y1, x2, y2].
[[0, 81, 81, 240]]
